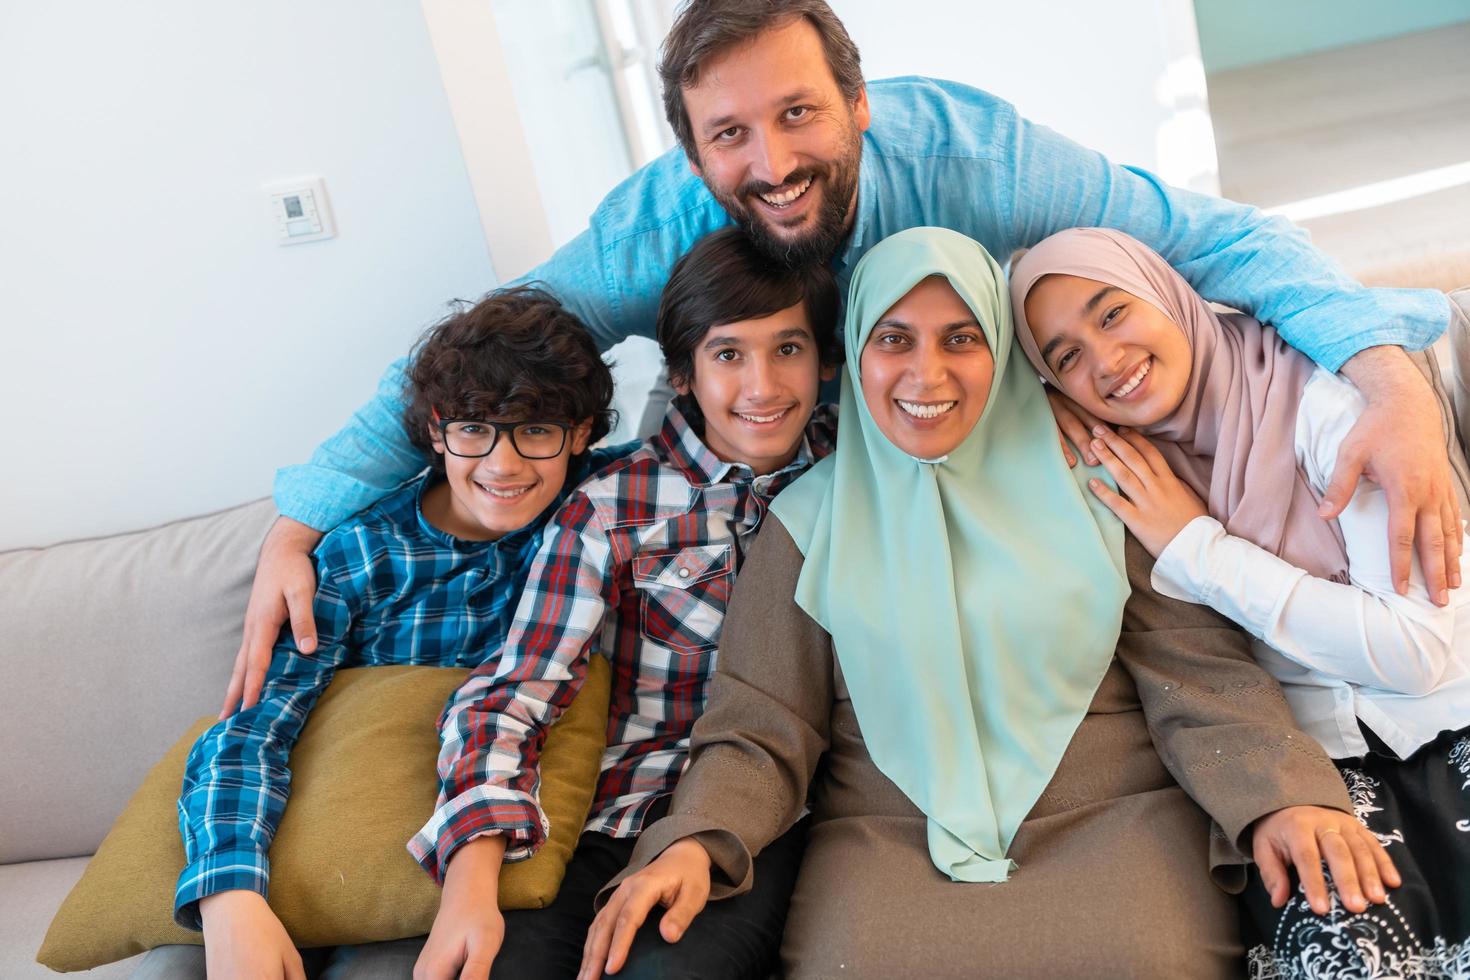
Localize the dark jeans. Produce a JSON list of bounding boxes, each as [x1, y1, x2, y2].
[[493, 805, 807, 980]]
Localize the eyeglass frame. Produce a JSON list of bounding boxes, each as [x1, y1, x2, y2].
[[431, 412, 575, 460]]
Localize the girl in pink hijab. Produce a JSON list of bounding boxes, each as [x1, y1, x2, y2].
[[1010, 226, 1470, 980]]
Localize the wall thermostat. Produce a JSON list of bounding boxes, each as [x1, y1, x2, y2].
[[263, 177, 336, 245]]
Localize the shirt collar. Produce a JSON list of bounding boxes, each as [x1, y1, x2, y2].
[[654, 399, 817, 489], [836, 133, 880, 275]]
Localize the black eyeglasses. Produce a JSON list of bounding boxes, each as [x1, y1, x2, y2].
[[435, 418, 571, 460]]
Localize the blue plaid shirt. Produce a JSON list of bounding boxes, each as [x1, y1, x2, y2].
[[174, 447, 629, 928]]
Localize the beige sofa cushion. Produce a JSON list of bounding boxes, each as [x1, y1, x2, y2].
[[0, 857, 139, 979], [0, 499, 276, 864]]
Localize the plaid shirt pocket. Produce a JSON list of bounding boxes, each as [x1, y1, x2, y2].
[[631, 543, 734, 656]]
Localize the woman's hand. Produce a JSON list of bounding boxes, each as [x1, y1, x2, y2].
[[1046, 388, 1105, 467], [1251, 805, 1401, 916], [577, 839, 713, 979], [1085, 426, 1207, 557]]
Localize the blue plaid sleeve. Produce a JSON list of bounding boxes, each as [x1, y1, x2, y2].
[[173, 563, 358, 929]]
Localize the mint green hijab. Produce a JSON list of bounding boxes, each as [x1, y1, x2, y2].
[[771, 227, 1128, 882]]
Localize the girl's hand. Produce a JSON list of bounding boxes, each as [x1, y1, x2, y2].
[[1045, 387, 1105, 467], [577, 839, 712, 979], [1251, 805, 1401, 916], [1086, 426, 1207, 557]]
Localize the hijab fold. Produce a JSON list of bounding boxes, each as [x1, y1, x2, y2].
[[771, 227, 1128, 882], [1009, 228, 1348, 583]]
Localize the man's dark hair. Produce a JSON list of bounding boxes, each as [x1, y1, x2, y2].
[[405, 285, 615, 471], [657, 226, 840, 393], [659, 0, 863, 162]]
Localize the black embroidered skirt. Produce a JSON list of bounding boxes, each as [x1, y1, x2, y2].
[[1243, 724, 1470, 979]]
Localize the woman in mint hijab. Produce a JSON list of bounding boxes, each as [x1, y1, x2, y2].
[[580, 228, 1355, 979]]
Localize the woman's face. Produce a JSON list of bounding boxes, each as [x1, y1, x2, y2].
[[860, 275, 994, 459], [1022, 273, 1192, 427]]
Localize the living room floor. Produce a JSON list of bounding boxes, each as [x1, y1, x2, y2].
[[1207, 21, 1470, 294]]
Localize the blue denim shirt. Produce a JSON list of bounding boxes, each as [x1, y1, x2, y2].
[[276, 76, 1449, 531]]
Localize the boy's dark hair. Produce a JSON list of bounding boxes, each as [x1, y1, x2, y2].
[[405, 285, 615, 471], [659, 0, 864, 163], [657, 226, 840, 392]]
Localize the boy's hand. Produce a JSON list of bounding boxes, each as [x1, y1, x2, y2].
[[578, 838, 712, 979], [1252, 805, 1401, 917], [415, 836, 507, 980], [1333, 345, 1462, 604], [199, 890, 305, 980], [1045, 387, 1104, 467], [221, 516, 324, 719], [1085, 426, 1207, 557]]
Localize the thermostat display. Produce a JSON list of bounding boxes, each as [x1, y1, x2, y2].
[[263, 177, 336, 245]]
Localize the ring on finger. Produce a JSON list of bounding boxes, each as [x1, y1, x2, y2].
[[1316, 827, 1342, 840]]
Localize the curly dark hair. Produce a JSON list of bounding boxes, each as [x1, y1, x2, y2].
[[659, 0, 863, 163], [658, 226, 840, 392], [404, 285, 615, 471]]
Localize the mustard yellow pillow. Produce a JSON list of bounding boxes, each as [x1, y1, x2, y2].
[[37, 659, 610, 972]]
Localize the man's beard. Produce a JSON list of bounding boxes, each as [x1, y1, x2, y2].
[[707, 124, 862, 269]]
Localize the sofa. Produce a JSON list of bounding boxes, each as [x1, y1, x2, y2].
[[1, 498, 278, 978]]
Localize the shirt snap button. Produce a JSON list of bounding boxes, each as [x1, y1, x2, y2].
[[677, 567, 691, 579]]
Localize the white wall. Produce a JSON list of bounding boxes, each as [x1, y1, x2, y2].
[[834, 0, 1218, 191], [0, 2, 497, 549]]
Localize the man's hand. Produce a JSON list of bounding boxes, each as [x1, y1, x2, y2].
[[415, 836, 507, 980], [1251, 805, 1400, 917], [199, 890, 304, 980], [1045, 388, 1106, 467], [1086, 426, 1208, 557], [220, 516, 324, 719], [578, 839, 712, 979], [1332, 346, 1462, 603]]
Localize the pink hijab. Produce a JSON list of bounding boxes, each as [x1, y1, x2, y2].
[[1009, 227, 1349, 583]]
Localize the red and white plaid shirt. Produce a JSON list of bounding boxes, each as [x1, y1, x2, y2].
[[410, 400, 837, 881]]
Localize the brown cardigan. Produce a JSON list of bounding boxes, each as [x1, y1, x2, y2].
[[603, 518, 1353, 976]]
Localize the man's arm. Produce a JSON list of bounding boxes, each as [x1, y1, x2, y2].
[[998, 103, 1457, 592], [1001, 107, 1449, 367]]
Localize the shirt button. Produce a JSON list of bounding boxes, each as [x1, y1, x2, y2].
[[677, 567, 691, 579]]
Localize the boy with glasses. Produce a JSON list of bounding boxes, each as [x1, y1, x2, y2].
[[412, 228, 840, 980], [165, 286, 631, 978]]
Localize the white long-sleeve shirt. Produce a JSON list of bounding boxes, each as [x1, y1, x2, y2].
[[1150, 367, 1470, 760]]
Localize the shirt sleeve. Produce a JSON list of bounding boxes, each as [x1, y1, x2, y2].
[[596, 515, 832, 907], [1001, 105, 1449, 371], [408, 491, 617, 883], [173, 563, 357, 928], [272, 357, 427, 531], [1114, 537, 1352, 892], [1151, 377, 1462, 695]]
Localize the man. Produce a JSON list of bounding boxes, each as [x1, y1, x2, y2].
[[224, 0, 1460, 718]]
